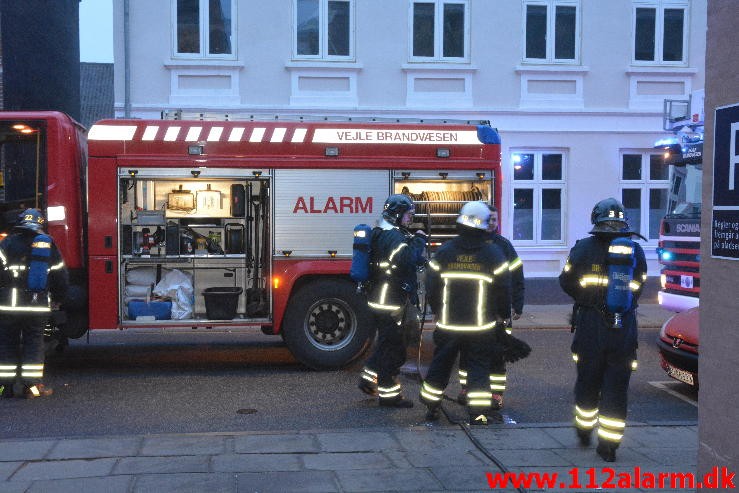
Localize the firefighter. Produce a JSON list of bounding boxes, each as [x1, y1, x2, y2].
[[0, 208, 68, 398], [559, 198, 647, 462], [358, 194, 426, 408], [420, 201, 511, 425], [457, 204, 524, 410]]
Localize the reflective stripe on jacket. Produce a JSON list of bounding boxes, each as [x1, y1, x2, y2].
[[426, 231, 510, 332]]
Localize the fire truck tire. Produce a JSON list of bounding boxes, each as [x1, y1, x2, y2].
[[282, 279, 374, 370]]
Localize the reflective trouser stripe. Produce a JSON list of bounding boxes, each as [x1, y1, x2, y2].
[[21, 364, 44, 378], [458, 369, 467, 386], [361, 368, 377, 383], [574, 406, 598, 430], [489, 374, 506, 392], [0, 364, 18, 378], [467, 391, 492, 409], [420, 382, 443, 402], [378, 384, 401, 399], [597, 415, 625, 443]]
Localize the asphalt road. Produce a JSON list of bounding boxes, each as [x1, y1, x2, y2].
[[1, 325, 696, 440]]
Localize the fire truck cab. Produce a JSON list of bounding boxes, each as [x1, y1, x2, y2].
[[86, 117, 501, 369], [654, 90, 703, 312]]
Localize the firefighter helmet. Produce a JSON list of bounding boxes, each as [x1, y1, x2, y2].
[[589, 198, 628, 234], [16, 208, 46, 232], [456, 201, 491, 231], [382, 194, 415, 226]]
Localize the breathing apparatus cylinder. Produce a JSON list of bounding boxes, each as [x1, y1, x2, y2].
[[350, 224, 373, 284], [606, 236, 636, 327], [28, 233, 52, 292]]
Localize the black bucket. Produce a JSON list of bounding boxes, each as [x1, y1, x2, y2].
[[203, 287, 243, 320]]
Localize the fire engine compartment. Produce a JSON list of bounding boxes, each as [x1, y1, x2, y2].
[[118, 172, 271, 324], [114, 168, 494, 325], [392, 171, 493, 247]]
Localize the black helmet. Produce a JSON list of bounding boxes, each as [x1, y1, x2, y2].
[[382, 194, 415, 226], [589, 198, 628, 234], [16, 208, 46, 233]]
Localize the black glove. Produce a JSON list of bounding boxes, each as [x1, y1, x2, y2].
[[497, 330, 532, 363]]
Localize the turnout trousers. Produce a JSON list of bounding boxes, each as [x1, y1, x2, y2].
[[363, 311, 408, 401], [423, 328, 495, 415], [572, 307, 637, 448], [0, 313, 48, 388], [458, 335, 507, 396]]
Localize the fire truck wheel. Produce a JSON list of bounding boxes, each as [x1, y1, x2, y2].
[[282, 279, 374, 370]]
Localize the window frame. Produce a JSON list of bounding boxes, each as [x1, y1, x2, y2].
[[618, 150, 671, 242], [631, 0, 689, 66], [172, 0, 237, 59], [509, 149, 567, 246], [408, 0, 471, 63], [522, 0, 581, 64], [293, 0, 355, 61]]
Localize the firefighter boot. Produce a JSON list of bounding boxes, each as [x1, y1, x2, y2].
[[0, 383, 14, 398], [596, 441, 617, 462], [576, 428, 592, 446], [358, 368, 379, 397], [422, 401, 441, 421], [358, 378, 379, 397], [379, 395, 414, 408], [24, 384, 53, 399], [469, 413, 489, 426]]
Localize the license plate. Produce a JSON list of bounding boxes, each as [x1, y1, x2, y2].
[[680, 275, 694, 289], [667, 364, 695, 386]]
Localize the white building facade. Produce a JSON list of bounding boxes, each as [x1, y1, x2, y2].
[[113, 0, 706, 277]]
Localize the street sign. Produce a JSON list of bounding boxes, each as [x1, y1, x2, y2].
[[711, 103, 739, 259]]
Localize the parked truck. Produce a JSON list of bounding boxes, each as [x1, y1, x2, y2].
[[654, 90, 703, 312], [0, 111, 502, 369]]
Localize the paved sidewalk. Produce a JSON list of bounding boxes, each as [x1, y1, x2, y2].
[[0, 423, 697, 492]]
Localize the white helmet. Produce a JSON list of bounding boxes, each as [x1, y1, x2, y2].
[[456, 201, 490, 231]]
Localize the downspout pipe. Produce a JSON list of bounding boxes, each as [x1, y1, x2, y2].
[[124, 0, 131, 117]]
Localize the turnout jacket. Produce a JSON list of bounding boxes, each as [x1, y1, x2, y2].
[[366, 220, 426, 312], [0, 231, 68, 313], [488, 233, 524, 316], [427, 231, 511, 331], [559, 234, 647, 313]]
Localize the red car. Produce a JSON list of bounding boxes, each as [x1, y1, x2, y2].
[[657, 307, 699, 387]]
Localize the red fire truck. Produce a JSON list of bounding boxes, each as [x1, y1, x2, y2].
[[0, 111, 502, 369], [654, 90, 703, 312]]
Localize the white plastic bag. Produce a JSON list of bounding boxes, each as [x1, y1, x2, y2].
[[153, 269, 194, 320]]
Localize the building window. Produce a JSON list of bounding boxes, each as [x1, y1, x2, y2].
[[524, 0, 579, 63], [411, 1, 469, 61], [633, 0, 687, 64], [511, 151, 566, 244], [175, 0, 235, 57], [620, 151, 670, 240], [295, 0, 353, 59]]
